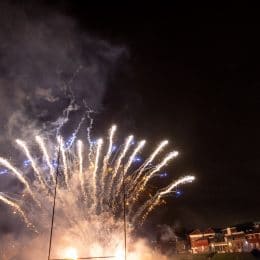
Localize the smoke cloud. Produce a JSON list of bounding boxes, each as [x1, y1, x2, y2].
[[0, 3, 183, 260], [0, 1, 125, 151], [0, 1, 126, 193], [0, 0, 125, 242]]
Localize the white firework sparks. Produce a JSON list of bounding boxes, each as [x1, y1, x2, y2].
[[0, 125, 195, 259]]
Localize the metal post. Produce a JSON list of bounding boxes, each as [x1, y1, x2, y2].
[[47, 145, 118, 260], [48, 147, 61, 260], [122, 162, 127, 260]]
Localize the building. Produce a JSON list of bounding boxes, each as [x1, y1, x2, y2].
[[189, 228, 215, 254], [176, 238, 189, 254], [210, 241, 229, 253], [188, 224, 260, 255], [245, 228, 260, 251], [254, 221, 260, 229], [222, 227, 246, 252], [209, 232, 229, 253]]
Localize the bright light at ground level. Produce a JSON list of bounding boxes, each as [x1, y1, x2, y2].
[[63, 247, 78, 260], [115, 247, 125, 260]]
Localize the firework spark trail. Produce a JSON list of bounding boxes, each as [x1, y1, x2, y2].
[[100, 125, 117, 210], [0, 124, 196, 259], [53, 66, 82, 135], [115, 140, 146, 198], [35, 136, 56, 183], [160, 175, 195, 196], [131, 140, 169, 189], [57, 136, 69, 188], [52, 66, 84, 137], [113, 135, 134, 178], [142, 151, 179, 188], [86, 109, 94, 164], [16, 139, 46, 188], [77, 140, 84, 193], [65, 115, 86, 149], [0, 157, 36, 201], [109, 135, 133, 199], [132, 175, 195, 224], [53, 99, 78, 136], [53, 68, 82, 138], [0, 193, 33, 229], [128, 151, 179, 215], [92, 138, 103, 210], [102, 125, 117, 180], [125, 140, 146, 174]]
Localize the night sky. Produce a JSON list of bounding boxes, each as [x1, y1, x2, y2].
[[1, 1, 260, 231], [60, 3, 260, 228]]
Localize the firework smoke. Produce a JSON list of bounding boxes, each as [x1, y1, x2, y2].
[[0, 158, 35, 201], [0, 124, 194, 259], [0, 193, 31, 229]]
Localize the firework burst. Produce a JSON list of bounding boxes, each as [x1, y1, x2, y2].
[[0, 125, 195, 259]]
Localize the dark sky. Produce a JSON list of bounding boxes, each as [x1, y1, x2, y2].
[[56, 3, 260, 229], [1, 2, 260, 230]]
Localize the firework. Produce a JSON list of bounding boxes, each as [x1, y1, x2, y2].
[[131, 140, 169, 189], [57, 136, 69, 188], [102, 125, 117, 182], [132, 175, 195, 224], [109, 134, 133, 201], [76, 140, 84, 193], [16, 139, 46, 188], [0, 193, 32, 228], [100, 125, 117, 210], [92, 138, 103, 211], [35, 135, 56, 183], [140, 151, 179, 191], [115, 140, 146, 199], [0, 157, 36, 202], [0, 125, 194, 259]]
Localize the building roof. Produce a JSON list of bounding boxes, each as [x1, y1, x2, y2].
[[246, 228, 260, 234], [222, 227, 236, 231], [190, 229, 202, 235], [225, 233, 245, 239], [204, 228, 215, 234]]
